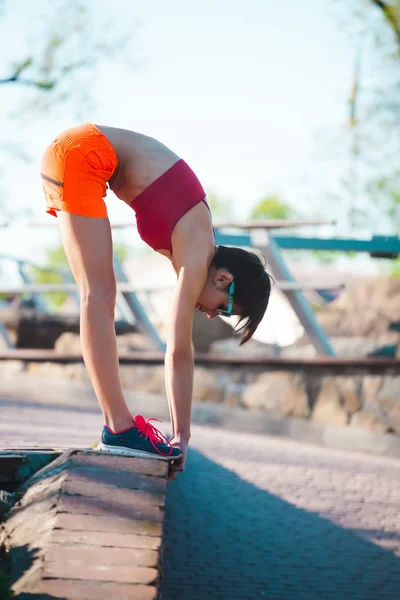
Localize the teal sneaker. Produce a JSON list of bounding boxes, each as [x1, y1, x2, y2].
[[97, 414, 182, 461]]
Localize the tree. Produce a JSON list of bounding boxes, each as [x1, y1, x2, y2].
[[370, 0, 400, 44], [0, 0, 136, 112], [0, 0, 137, 220], [250, 195, 293, 220], [319, 0, 400, 232]]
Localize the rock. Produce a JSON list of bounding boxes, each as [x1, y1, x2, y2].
[[120, 365, 165, 395], [335, 376, 361, 414], [224, 382, 245, 407], [26, 361, 68, 379], [375, 376, 400, 433], [116, 332, 157, 352], [54, 330, 151, 355], [145, 366, 166, 395], [210, 337, 279, 357], [242, 372, 309, 417], [24, 360, 89, 383], [311, 379, 348, 426], [242, 381, 280, 412], [63, 363, 89, 383], [192, 310, 234, 353], [0, 360, 25, 375], [54, 332, 81, 354], [379, 296, 400, 322], [362, 376, 384, 404], [350, 407, 391, 434], [193, 367, 223, 402], [314, 276, 400, 338], [120, 365, 154, 390]]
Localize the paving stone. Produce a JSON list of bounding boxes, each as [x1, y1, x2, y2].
[[63, 474, 165, 506], [5, 399, 400, 599], [51, 528, 161, 549], [56, 511, 162, 536], [46, 544, 158, 566], [58, 493, 163, 522], [69, 451, 168, 477], [68, 465, 168, 493], [36, 580, 157, 600], [159, 424, 400, 600], [70, 451, 168, 477], [43, 561, 158, 584]]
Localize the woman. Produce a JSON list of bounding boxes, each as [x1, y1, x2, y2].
[[41, 123, 271, 481]]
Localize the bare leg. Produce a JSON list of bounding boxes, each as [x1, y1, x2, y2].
[[57, 212, 133, 432]]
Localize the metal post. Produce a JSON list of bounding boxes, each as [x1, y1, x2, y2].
[[0, 321, 15, 348], [112, 254, 166, 351], [252, 230, 335, 357]]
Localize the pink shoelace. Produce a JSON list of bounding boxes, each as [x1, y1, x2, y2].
[[134, 414, 173, 456]]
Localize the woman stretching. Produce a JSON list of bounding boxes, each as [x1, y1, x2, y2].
[[41, 123, 271, 480]]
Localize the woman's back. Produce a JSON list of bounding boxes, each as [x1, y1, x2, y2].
[[95, 125, 181, 205]]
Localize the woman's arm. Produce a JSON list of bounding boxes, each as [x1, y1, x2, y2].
[[165, 260, 208, 443]]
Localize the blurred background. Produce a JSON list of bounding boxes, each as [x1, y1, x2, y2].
[[0, 0, 399, 350]]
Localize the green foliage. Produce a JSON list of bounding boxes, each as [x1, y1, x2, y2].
[[250, 195, 293, 220], [311, 250, 357, 264], [30, 266, 67, 310], [0, 569, 13, 598], [311, 250, 338, 264], [29, 245, 69, 310], [35, 80, 55, 90], [366, 173, 400, 231], [387, 257, 400, 277], [113, 241, 131, 262], [28, 241, 131, 311], [47, 245, 69, 268]]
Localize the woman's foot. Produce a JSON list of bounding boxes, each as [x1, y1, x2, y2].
[[97, 414, 182, 461]]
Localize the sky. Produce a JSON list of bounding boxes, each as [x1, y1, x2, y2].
[[0, 0, 359, 268]]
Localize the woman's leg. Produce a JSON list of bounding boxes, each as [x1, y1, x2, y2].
[[57, 211, 133, 432]]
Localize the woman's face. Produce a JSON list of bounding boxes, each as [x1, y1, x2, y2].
[[195, 269, 238, 319]]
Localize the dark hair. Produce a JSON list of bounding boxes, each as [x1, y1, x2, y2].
[[210, 245, 272, 345]]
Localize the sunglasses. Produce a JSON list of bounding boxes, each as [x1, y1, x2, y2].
[[216, 280, 235, 317]]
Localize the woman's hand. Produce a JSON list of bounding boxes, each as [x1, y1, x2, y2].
[[167, 436, 189, 482]]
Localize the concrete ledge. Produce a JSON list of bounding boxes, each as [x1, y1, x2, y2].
[[0, 450, 168, 599]]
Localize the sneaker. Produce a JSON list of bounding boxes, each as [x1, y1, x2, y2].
[[97, 414, 182, 461]]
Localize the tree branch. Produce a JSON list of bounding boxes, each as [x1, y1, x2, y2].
[[371, 0, 400, 47], [0, 76, 54, 88]]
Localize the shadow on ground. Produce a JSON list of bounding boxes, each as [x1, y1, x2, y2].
[[160, 448, 400, 600]]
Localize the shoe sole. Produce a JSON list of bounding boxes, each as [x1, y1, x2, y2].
[[97, 442, 182, 461]]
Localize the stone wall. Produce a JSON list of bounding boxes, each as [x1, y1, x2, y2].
[[3, 359, 399, 436], [282, 276, 400, 359]]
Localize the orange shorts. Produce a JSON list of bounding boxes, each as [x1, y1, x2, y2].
[[41, 123, 118, 218]]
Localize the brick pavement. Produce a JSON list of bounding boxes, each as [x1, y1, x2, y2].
[[2, 391, 400, 599], [160, 426, 400, 600]]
